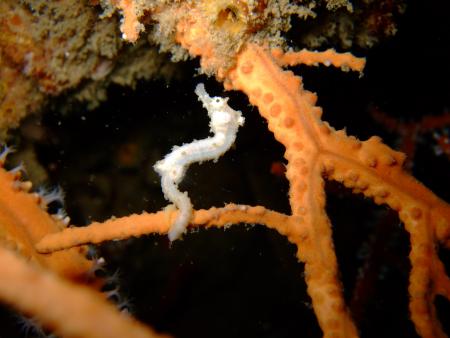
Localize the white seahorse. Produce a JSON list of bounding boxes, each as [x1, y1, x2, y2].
[[154, 83, 245, 241]]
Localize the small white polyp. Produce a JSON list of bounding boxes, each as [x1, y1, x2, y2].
[[154, 83, 244, 241]]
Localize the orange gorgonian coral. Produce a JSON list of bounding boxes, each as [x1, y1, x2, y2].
[[0, 1, 449, 338], [34, 43, 450, 338]]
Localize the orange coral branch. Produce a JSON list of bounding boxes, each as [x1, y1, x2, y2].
[[0, 246, 169, 338], [0, 156, 94, 282], [36, 205, 300, 252], [31, 43, 450, 338], [223, 43, 450, 338], [224, 43, 361, 337], [0, 2, 448, 338], [271, 48, 366, 72], [113, 0, 144, 42]]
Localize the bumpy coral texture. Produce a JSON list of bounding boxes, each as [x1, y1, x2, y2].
[[0, 1, 449, 338]]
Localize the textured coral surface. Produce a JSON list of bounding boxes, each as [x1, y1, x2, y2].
[[0, 0, 449, 338]]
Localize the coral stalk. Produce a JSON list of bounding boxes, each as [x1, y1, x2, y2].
[[33, 42, 450, 338], [223, 43, 450, 338], [36, 205, 299, 252], [224, 43, 362, 337], [0, 246, 169, 338]]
